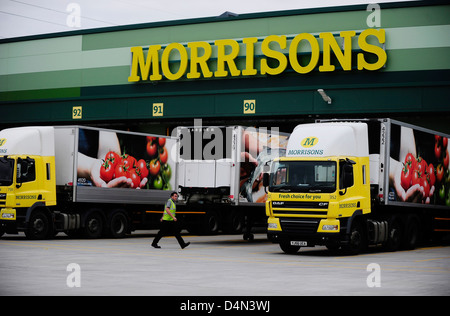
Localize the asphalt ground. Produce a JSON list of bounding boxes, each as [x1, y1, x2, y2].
[[0, 230, 449, 300]]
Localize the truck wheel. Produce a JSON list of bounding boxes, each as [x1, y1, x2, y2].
[[108, 212, 128, 238], [343, 219, 366, 255], [201, 210, 220, 235], [83, 212, 103, 239], [25, 210, 50, 240], [384, 219, 403, 252], [401, 216, 419, 250], [223, 210, 244, 234], [280, 241, 300, 254]]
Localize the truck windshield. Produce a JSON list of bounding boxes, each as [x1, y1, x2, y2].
[[269, 160, 336, 193], [0, 157, 14, 186]]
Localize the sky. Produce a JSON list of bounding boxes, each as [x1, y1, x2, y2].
[[0, 0, 417, 40]]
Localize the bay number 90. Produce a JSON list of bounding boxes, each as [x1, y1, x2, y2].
[[243, 100, 255, 114]]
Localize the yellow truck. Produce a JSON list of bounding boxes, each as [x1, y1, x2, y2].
[[265, 119, 450, 254], [0, 126, 178, 239]]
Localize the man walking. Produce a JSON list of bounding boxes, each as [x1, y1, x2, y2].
[[152, 192, 190, 249]]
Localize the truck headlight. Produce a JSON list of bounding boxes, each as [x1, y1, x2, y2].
[[268, 223, 278, 229], [322, 225, 338, 231]]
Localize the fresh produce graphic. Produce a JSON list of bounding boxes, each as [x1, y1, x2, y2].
[[145, 136, 173, 190], [395, 127, 450, 206], [78, 128, 175, 190], [434, 134, 450, 206]]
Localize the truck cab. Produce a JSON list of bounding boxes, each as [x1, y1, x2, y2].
[[265, 122, 371, 253], [0, 127, 57, 239]]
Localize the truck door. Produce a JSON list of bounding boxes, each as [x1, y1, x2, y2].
[[15, 157, 40, 208]]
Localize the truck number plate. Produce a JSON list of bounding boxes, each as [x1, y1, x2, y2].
[[290, 241, 307, 246]]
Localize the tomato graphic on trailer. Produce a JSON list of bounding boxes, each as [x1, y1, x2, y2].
[[77, 128, 176, 191], [389, 125, 450, 206]]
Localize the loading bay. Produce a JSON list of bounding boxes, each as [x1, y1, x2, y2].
[[0, 231, 449, 299]]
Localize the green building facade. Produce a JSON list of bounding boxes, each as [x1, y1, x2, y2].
[[1, 1, 449, 134]]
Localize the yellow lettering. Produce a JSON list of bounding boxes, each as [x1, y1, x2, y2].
[[187, 41, 213, 79], [128, 46, 162, 82], [260, 35, 287, 75], [242, 37, 258, 76], [214, 39, 241, 77], [161, 43, 188, 80], [319, 31, 356, 72], [128, 29, 386, 82], [357, 28, 387, 71], [289, 33, 320, 74]]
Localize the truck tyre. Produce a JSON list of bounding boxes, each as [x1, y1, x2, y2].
[[343, 219, 366, 255], [280, 241, 300, 254], [384, 219, 403, 252], [223, 210, 244, 234], [83, 211, 103, 239], [25, 210, 50, 240], [108, 211, 128, 238], [402, 216, 419, 250], [201, 210, 220, 235]]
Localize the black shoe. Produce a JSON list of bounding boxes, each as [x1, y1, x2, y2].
[[152, 243, 161, 248], [181, 242, 190, 249]]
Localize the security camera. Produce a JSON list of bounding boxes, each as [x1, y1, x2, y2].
[[317, 89, 332, 104]]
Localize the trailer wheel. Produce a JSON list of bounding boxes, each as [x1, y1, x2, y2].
[[402, 216, 419, 250], [280, 241, 300, 254], [83, 211, 103, 239], [223, 210, 244, 234], [202, 210, 220, 235], [25, 210, 50, 240], [108, 212, 128, 238], [384, 219, 403, 252]]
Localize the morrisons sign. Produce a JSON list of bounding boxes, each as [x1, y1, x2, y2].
[[128, 28, 386, 82]]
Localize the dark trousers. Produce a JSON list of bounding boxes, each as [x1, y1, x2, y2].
[[152, 220, 186, 247]]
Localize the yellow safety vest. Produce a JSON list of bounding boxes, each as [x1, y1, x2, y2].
[[163, 198, 176, 221]]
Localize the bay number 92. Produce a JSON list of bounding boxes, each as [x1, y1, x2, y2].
[[72, 106, 82, 119]]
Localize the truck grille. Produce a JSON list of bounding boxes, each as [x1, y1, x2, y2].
[[280, 218, 320, 234], [272, 201, 328, 209], [272, 201, 328, 216]]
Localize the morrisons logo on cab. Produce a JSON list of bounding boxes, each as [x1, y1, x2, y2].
[[287, 136, 323, 156], [301, 137, 318, 148], [0, 139, 6, 154]]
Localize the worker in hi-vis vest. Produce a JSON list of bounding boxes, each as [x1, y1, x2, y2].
[[152, 192, 190, 249]]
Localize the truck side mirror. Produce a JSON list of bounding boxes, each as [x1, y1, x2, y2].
[[16, 158, 22, 188], [339, 159, 355, 195], [342, 164, 354, 188], [263, 173, 270, 188]]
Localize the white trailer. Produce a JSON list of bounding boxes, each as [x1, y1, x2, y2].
[[176, 124, 289, 238]]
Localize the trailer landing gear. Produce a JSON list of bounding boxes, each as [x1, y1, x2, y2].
[[243, 232, 254, 241]]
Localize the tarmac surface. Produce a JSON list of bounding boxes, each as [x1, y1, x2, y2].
[[1, 230, 449, 297]]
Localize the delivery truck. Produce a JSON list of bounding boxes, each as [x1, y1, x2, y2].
[[176, 122, 289, 239], [264, 118, 450, 254], [0, 126, 178, 239]]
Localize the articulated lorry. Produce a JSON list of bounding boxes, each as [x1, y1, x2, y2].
[[265, 119, 450, 254], [0, 126, 178, 239], [176, 124, 289, 239]]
